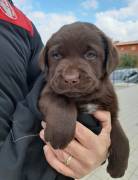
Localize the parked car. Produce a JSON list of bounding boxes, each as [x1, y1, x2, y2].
[[110, 68, 138, 84]]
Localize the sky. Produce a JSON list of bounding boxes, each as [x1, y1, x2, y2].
[[13, 0, 138, 44]]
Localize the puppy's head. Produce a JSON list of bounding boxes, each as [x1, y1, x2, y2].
[[39, 22, 119, 98]]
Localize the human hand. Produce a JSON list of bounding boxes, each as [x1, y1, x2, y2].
[[39, 110, 111, 179]]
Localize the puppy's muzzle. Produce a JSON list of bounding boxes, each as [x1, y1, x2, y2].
[[63, 69, 80, 86]]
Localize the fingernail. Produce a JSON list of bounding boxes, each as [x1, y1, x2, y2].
[[39, 130, 44, 139], [43, 145, 48, 152], [41, 121, 46, 128]]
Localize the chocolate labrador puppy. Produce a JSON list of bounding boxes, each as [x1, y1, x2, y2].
[[38, 22, 129, 178]]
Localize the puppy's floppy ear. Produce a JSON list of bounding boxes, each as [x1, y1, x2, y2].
[[103, 35, 119, 74], [39, 46, 48, 72]]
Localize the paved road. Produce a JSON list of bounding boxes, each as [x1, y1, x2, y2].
[[81, 85, 138, 180]]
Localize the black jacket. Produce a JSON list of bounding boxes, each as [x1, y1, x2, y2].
[[0, 1, 101, 180]]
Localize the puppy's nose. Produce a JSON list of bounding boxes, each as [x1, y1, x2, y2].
[[63, 72, 80, 85]]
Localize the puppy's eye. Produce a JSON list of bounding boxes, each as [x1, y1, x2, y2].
[[51, 51, 62, 60], [84, 50, 97, 60]]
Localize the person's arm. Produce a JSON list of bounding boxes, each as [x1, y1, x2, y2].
[[40, 111, 111, 179], [0, 75, 46, 180], [0, 25, 47, 180], [27, 23, 44, 88]]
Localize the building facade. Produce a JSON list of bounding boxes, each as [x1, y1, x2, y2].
[[115, 41, 138, 55]]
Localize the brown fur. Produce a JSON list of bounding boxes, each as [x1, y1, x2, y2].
[[38, 22, 129, 178]]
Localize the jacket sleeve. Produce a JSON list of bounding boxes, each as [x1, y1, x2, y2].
[[27, 23, 44, 89], [0, 24, 59, 180], [0, 74, 60, 180]]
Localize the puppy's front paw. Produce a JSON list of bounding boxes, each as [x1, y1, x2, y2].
[[44, 126, 75, 149]]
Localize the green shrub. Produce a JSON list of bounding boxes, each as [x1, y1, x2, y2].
[[118, 54, 138, 68]]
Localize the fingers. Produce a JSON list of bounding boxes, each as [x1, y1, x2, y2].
[[93, 110, 111, 135], [64, 136, 107, 168], [41, 130, 90, 165], [40, 110, 111, 149], [75, 121, 98, 148], [41, 110, 111, 179], [93, 111, 111, 148], [43, 145, 76, 178], [39, 121, 46, 142], [64, 139, 90, 163], [43, 144, 92, 179], [41, 121, 46, 129], [74, 111, 111, 151], [50, 148, 87, 178], [40, 129, 45, 142]]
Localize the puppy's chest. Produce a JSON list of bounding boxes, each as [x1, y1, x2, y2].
[[78, 103, 99, 114]]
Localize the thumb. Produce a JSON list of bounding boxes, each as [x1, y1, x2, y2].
[[93, 110, 111, 135]]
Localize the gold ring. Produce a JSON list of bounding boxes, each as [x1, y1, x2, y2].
[[64, 155, 72, 166]]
